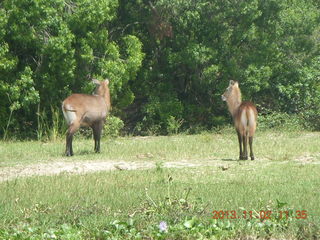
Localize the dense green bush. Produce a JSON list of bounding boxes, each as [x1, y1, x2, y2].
[[120, 0, 320, 134], [0, 0, 143, 139], [258, 112, 304, 131], [0, 0, 319, 138], [104, 115, 125, 137]]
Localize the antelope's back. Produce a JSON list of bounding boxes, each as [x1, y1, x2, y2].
[[62, 94, 108, 125]]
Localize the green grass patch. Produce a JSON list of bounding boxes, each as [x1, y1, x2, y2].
[[0, 161, 319, 239], [0, 130, 319, 239], [0, 130, 319, 166]]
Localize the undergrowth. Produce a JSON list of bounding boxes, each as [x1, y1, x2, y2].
[[0, 177, 318, 240]]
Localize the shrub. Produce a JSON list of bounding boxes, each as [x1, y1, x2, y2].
[[166, 116, 184, 135], [104, 115, 124, 138], [258, 111, 305, 131]]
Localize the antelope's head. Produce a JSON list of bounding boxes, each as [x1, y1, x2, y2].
[[93, 78, 110, 96], [93, 78, 111, 111], [221, 80, 239, 101]]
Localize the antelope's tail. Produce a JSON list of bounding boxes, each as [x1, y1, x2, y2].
[[246, 108, 257, 137], [62, 102, 77, 125]]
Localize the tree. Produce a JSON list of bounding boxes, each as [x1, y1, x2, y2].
[[0, 0, 144, 138], [119, 0, 320, 133]]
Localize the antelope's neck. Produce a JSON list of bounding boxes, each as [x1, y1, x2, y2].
[[227, 98, 241, 118], [104, 89, 111, 111]]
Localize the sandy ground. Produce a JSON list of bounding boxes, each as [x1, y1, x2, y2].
[[0, 160, 215, 182], [0, 154, 319, 182]]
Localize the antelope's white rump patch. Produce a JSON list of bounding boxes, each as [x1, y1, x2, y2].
[[62, 104, 77, 125]]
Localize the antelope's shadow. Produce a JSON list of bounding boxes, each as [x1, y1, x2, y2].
[[220, 158, 238, 162]]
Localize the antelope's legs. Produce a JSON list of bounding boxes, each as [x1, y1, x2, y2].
[[237, 130, 243, 160], [65, 122, 80, 156], [92, 121, 103, 153], [242, 134, 248, 160], [249, 136, 254, 160]]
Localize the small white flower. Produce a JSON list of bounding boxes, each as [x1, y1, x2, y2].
[[159, 221, 168, 233]]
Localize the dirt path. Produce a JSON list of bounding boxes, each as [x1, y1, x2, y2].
[[0, 160, 216, 182], [0, 154, 319, 182]]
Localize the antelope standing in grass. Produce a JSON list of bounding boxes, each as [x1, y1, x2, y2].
[[222, 80, 257, 160], [62, 79, 111, 156]]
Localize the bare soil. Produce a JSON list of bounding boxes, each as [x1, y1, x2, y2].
[[0, 154, 319, 182], [0, 160, 215, 182]]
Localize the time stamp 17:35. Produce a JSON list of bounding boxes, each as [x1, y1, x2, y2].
[[212, 210, 308, 220]]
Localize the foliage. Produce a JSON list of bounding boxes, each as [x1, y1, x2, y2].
[[36, 105, 67, 141], [0, 175, 318, 239], [120, 0, 320, 134], [0, 216, 318, 239], [258, 111, 304, 131], [167, 116, 184, 135], [103, 115, 124, 137], [0, 0, 319, 138], [0, 0, 143, 138]]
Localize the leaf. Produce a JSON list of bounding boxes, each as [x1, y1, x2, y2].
[[183, 219, 195, 229], [276, 199, 287, 209], [128, 218, 134, 226]]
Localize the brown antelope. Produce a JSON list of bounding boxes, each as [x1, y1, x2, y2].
[[62, 79, 111, 156], [222, 80, 257, 160]]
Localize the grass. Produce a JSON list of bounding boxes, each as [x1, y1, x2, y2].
[[0, 129, 319, 239], [0, 128, 319, 167], [0, 163, 319, 239]]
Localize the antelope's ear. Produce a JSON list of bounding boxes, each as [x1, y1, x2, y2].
[[234, 81, 239, 87], [92, 79, 101, 85], [229, 80, 235, 86], [104, 79, 109, 85]]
